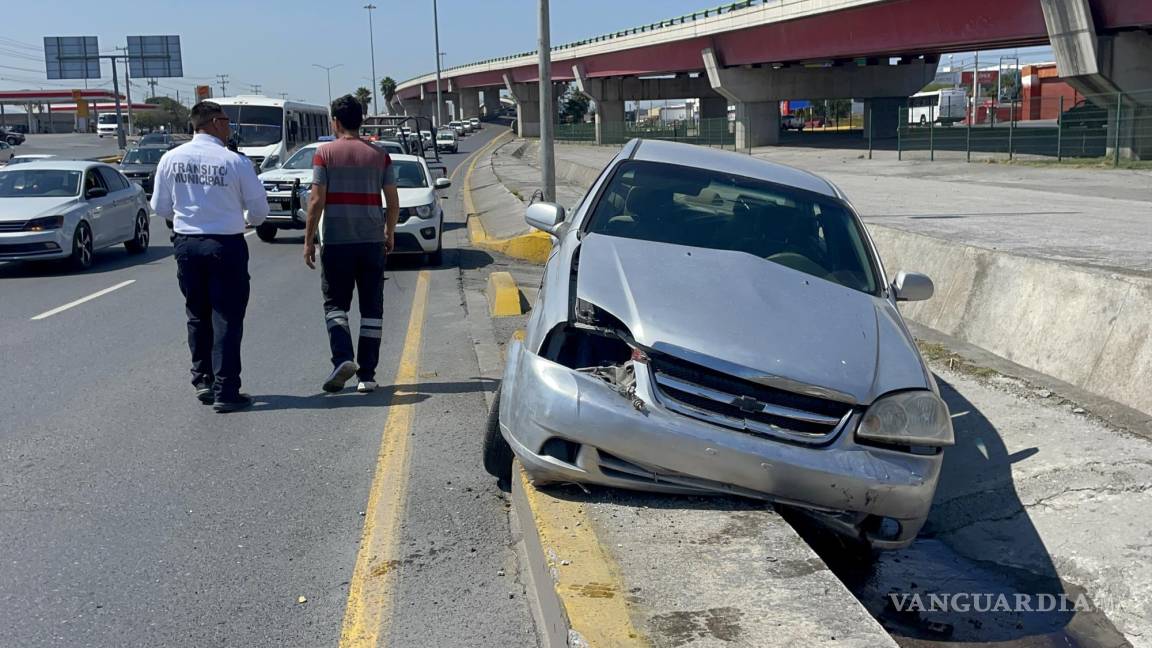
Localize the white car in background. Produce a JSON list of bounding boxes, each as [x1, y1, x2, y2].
[[6, 154, 55, 166], [0, 161, 151, 270], [255, 142, 320, 241]]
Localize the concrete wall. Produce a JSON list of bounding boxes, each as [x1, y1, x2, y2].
[[870, 225, 1152, 416]]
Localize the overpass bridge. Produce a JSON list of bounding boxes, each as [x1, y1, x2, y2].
[[394, 0, 1152, 157]]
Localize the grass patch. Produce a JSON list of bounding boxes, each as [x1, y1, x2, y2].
[[917, 341, 999, 380], [983, 157, 1152, 170]]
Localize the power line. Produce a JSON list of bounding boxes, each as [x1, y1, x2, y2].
[[249, 83, 261, 94]]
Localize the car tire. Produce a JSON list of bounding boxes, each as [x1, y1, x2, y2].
[[70, 222, 94, 271], [124, 210, 150, 254], [482, 385, 514, 483], [6, 137, 16, 146], [426, 228, 444, 266], [255, 223, 278, 242]]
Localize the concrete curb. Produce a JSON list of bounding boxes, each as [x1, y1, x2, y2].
[[486, 271, 524, 317], [464, 134, 554, 264]]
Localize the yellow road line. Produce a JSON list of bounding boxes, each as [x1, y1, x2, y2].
[[338, 270, 431, 648]]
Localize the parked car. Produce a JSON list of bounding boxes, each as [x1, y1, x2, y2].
[[0, 141, 13, 164], [254, 142, 321, 240], [1062, 99, 1108, 131], [372, 139, 408, 156], [6, 154, 54, 166], [0, 161, 151, 270], [436, 129, 459, 153], [2, 128, 26, 146], [485, 139, 951, 550], [448, 121, 466, 137], [420, 130, 434, 147], [781, 115, 806, 131], [119, 145, 174, 196]]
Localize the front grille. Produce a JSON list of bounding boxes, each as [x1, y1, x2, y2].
[[649, 353, 851, 443], [0, 221, 28, 232], [392, 232, 424, 253]]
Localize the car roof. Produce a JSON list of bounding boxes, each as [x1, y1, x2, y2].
[[629, 139, 841, 199], [389, 154, 424, 164], [2, 159, 99, 171]]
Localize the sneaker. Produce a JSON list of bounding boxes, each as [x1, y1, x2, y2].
[[357, 381, 378, 393], [323, 360, 359, 393], [213, 394, 254, 413], [195, 386, 214, 404]]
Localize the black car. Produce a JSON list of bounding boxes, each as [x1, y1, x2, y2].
[[1062, 99, 1108, 131], [119, 144, 174, 196], [2, 128, 25, 146], [138, 132, 177, 147]]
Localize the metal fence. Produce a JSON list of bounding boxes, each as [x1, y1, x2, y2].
[[554, 117, 738, 149], [895, 89, 1152, 165]]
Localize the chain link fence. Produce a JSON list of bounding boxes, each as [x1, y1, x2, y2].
[[554, 117, 738, 149]]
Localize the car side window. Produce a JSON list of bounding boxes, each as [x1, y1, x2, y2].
[[84, 169, 107, 195], [97, 167, 130, 192]]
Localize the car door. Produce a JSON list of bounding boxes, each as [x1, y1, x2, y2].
[[82, 169, 117, 246], [97, 166, 137, 241]]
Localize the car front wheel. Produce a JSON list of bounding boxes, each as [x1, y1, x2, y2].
[[255, 223, 278, 242], [124, 210, 149, 254], [70, 222, 94, 271], [482, 385, 513, 483]]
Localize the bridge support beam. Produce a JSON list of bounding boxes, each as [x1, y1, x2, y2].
[[458, 87, 481, 121], [1041, 0, 1152, 159], [574, 65, 725, 144], [482, 89, 502, 118], [703, 47, 937, 148], [504, 74, 541, 138], [862, 97, 905, 139]]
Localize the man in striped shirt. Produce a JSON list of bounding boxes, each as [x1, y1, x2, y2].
[[303, 95, 400, 393]]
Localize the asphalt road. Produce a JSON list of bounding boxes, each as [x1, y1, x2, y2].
[[7, 132, 123, 160], [0, 124, 536, 647]]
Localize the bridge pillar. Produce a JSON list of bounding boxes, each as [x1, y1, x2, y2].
[[482, 89, 502, 118], [702, 49, 779, 148], [699, 96, 728, 121], [504, 74, 541, 137], [862, 97, 905, 139], [1041, 0, 1152, 159], [458, 88, 481, 121]]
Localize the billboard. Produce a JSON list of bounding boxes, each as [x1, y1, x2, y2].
[[195, 85, 212, 101], [44, 36, 100, 80], [127, 35, 183, 78]]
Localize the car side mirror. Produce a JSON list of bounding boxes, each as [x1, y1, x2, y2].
[[893, 271, 934, 302], [434, 177, 452, 189], [86, 187, 108, 199], [525, 202, 565, 235]]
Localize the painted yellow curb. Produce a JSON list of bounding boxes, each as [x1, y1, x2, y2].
[[463, 132, 553, 265], [97, 155, 122, 164], [486, 271, 523, 318], [515, 465, 648, 647]]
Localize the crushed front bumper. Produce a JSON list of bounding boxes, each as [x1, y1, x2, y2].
[[500, 341, 943, 548]]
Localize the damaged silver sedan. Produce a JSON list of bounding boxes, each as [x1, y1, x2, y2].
[[484, 139, 952, 549]]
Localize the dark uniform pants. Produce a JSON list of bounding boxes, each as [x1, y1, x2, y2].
[[173, 233, 250, 401], [320, 242, 387, 382]]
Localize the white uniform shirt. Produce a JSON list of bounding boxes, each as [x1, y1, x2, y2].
[[150, 133, 269, 235]]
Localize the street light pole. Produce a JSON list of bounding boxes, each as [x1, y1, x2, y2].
[[433, 0, 444, 128], [538, 0, 555, 202], [364, 4, 379, 117], [312, 63, 343, 106]]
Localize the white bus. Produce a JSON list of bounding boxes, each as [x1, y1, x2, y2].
[[96, 112, 127, 138], [908, 89, 968, 126], [212, 96, 330, 170]]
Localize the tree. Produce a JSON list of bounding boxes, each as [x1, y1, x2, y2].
[[379, 77, 397, 115], [560, 88, 591, 124], [354, 87, 373, 115], [135, 96, 191, 133]]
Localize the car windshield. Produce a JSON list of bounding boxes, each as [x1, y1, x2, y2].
[[98, 114, 119, 124], [0, 169, 81, 197], [221, 105, 284, 147], [122, 148, 166, 165], [393, 161, 428, 188], [585, 160, 879, 294], [280, 146, 318, 170]]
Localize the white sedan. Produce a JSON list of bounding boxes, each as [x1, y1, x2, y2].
[[0, 161, 151, 270]]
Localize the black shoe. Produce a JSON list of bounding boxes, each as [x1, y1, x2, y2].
[[323, 360, 359, 393], [213, 394, 254, 413], [195, 386, 214, 404]]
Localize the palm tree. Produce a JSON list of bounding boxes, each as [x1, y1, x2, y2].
[[379, 77, 397, 115], [354, 87, 372, 115]]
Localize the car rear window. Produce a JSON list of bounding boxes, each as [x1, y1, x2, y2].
[[584, 160, 880, 295]]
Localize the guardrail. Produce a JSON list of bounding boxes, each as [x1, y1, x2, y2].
[[398, 0, 762, 87]]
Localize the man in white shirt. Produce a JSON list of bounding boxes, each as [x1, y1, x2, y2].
[[151, 101, 269, 413]]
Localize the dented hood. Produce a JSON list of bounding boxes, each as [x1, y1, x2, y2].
[[575, 234, 928, 405]]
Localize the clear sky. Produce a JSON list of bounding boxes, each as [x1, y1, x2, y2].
[[1, 0, 1054, 107]]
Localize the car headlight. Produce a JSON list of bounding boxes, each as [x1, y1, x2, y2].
[[414, 203, 433, 219], [24, 215, 64, 231], [857, 391, 954, 447]]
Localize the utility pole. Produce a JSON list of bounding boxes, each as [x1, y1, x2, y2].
[[313, 63, 342, 106], [147, 78, 158, 99], [538, 0, 555, 202], [216, 74, 229, 97], [250, 84, 261, 95], [364, 4, 379, 117], [116, 47, 135, 136], [279, 92, 289, 100], [433, 0, 443, 127]]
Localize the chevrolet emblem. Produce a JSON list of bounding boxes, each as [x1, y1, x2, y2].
[[730, 396, 764, 414]]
